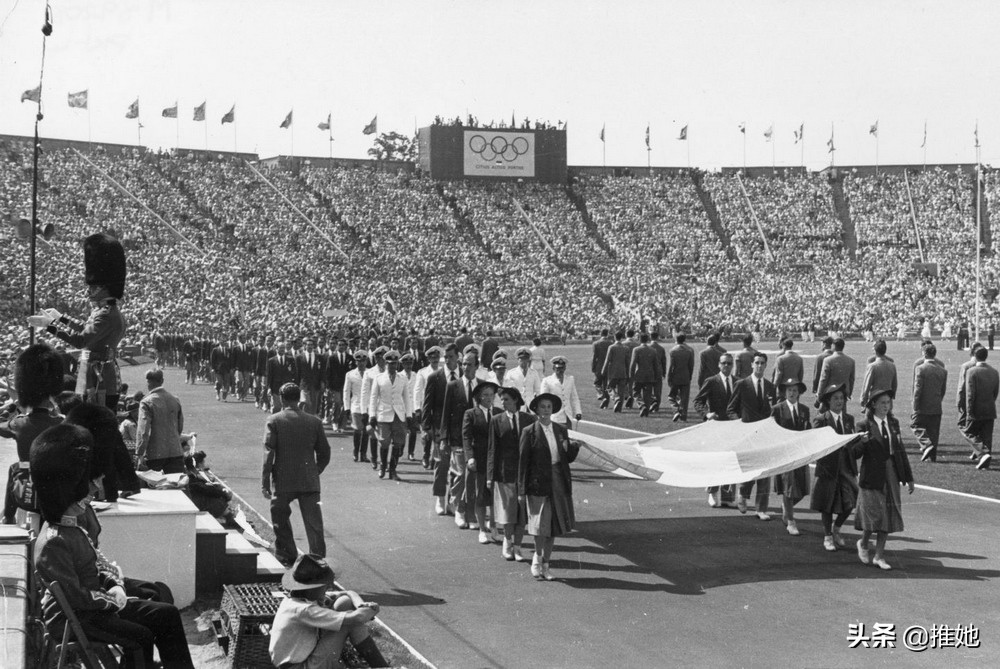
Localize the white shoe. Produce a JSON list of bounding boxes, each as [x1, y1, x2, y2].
[[708, 493, 720, 508], [856, 539, 871, 565], [434, 496, 447, 516], [501, 539, 514, 561], [872, 557, 892, 570], [786, 520, 800, 536], [541, 563, 555, 581], [513, 546, 527, 562], [455, 515, 469, 529], [531, 557, 543, 580], [478, 530, 491, 544], [823, 535, 837, 552], [977, 453, 992, 470], [756, 512, 771, 521], [832, 529, 847, 548], [469, 522, 480, 531]]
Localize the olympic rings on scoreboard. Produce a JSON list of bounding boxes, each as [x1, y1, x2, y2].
[[468, 134, 530, 163]]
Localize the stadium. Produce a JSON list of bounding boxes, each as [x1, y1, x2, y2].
[[0, 1, 998, 668]]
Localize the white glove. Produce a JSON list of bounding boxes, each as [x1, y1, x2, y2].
[[108, 585, 127, 610], [43, 308, 62, 321], [27, 314, 54, 329]]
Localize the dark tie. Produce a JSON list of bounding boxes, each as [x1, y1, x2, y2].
[[836, 416, 843, 434], [881, 421, 891, 450], [450, 370, 456, 381], [467, 380, 474, 403], [756, 379, 764, 407], [791, 406, 798, 424], [724, 377, 731, 399], [513, 413, 518, 434]]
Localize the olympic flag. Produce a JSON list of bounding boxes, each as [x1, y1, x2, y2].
[[569, 418, 856, 488], [463, 130, 535, 177]]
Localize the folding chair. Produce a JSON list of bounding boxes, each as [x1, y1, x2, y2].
[[40, 581, 145, 669]]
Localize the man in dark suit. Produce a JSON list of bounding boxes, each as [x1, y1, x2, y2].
[[623, 329, 641, 408], [295, 337, 327, 416], [423, 344, 461, 515], [650, 331, 668, 411], [591, 328, 613, 402], [480, 332, 500, 370], [963, 346, 997, 470], [233, 333, 253, 402], [812, 336, 835, 394], [210, 338, 233, 402], [261, 383, 331, 566], [912, 344, 947, 462], [266, 341, 298, 414], [454, 327, 474, 353], [250, 334, 275, 411], [733, 334, 758, 380], [697, 333, 727, 389], [956, 342, 983, 432], [601, 332, 631, 412], [727, 352, 777, 520], [694, 353, 737, 507], [667, 333, 695, 422], [817, 338, 856, 406], [860, 339, 898, 406], [630, 333, 663, 417], [441, 351, 480, 527], [423, 328, 440, 350], [771, 338, 804, 399], [325, 338, 353, 431]]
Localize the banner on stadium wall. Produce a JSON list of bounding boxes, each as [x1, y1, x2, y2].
[[463, 130, 535, 177]]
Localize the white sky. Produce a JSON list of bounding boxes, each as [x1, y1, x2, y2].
[[0, 0, 998, 168]]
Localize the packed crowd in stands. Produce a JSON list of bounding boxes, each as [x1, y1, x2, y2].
[[431, 114, 563, 130], [2, 135, 999, 370]]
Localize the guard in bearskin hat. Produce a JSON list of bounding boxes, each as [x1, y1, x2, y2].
[[28, 232, 127, 411]]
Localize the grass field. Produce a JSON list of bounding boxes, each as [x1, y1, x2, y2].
[[542, 338, 1000, 500]]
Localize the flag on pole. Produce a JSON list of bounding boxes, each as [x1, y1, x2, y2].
[[125, 99, 139, 119], [738, 122, 745, 134], [678, 125, 688, 141], [67, 90, 88, 109], [193, 101, 206, 122], [920, 121, 926, 148], [21, 85, 41, 103], [362, 115, 377, 135], [793, 123, 803, 143], [511, 111, 516, 128], [318, 113, 331, 131], [383, 297, 397, 314], [974, 122, 979, 148], [869, 120, 878, 136], [827, 130, 835, 153], [162, 103, 178, 118], [280, 110, 293, 129], [645, 124, 650, 149], [763, 125, 773, 142], [599, 124, 605, 143], [221, 105, 235, 125]]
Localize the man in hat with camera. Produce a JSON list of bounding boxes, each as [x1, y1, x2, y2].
[[31, 232, 127, 411]]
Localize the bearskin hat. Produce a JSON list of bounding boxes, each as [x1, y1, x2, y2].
[[29, 424, 93, 524], [64, 403, 119, 482], [14, 343, 64, 408], [83, 232, 126, 299]]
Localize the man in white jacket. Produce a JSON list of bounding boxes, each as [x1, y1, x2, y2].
[[368, 350, 413, 480], [539, 355, 583, 428]]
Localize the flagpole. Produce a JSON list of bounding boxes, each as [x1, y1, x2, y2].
[[87, 105, 92, 151], [922, 121, 927, 170], [742, 127, 746, 171], [830, 123, 835, 167], [771, 123, 776, 169], [875, 122, 879, 175], [291, 110, 294, 159], [175, 103, 180, 151], [137, 117, 141, 146], [686, 134, 691, 169], [975, 122, 981, 343], [234, 115, 238, 153], [204, 112, 208, 151]]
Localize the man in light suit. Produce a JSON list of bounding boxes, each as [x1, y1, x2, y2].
[[539, 355, 583, 427], [343, 352, 369, 462], [812, 336, 835, 394], [816, 338, 855, 407], [135, 368, 185, 474], [369, 350, 413, 480], [601, 332, 631, 412], [295, 337, 326, 416], [860, 339, 898, 406], [591, 328, 613, 402], [694, 353, 737, 507], [771, 338, 803, 400], [727, 352, 777, 520], [507, 347, 541, 410], [912, 344, 947, 463], [629, 333, 663, 417], [667, 333, 695, 422], [697, 333, 727, 389], [963, 346, 997, 470], [261, 383, 331, 566]]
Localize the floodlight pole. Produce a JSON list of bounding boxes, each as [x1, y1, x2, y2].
[[29, 118, 41, 346]]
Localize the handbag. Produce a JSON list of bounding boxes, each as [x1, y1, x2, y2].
[[9, 462, 37, 512]]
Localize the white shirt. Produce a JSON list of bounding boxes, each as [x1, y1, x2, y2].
[[507, 365, 542, 408], [718, 372, 733, 394], [540, 372, 582, 424], [785, 399, 800, 423], [343, 369, 365, 413], [830, 411, 845, 432], [369, 370, 413, 421], [540, 421, 559, 463], [413, 363, 441, 411]]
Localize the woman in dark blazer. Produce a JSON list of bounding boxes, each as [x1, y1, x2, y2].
[[463, 382, 502, 545], [810, 383, 860, 552], [851, 387, 915, 571], [487, 387, 536, 562], [518, 393, 579, 581], [770, 378, 811, 537]]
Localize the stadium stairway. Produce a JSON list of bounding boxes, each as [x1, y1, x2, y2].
[[827, 173, 858, 259], [195, 512, 284, 595], [564, 184, 616, 258], [293, 173, 365, 247], [690, 171, 738, 262], [435, 183, 501, 260], [153, 162, 228, 232]]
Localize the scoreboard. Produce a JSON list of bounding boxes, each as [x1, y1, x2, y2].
[[417, 125, 567, 183]]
